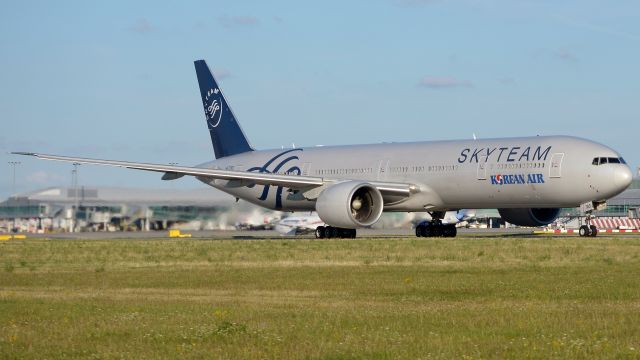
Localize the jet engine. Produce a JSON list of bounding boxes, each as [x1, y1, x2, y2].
[[315, 181, 384, 228], [498, 208, 560, 227]]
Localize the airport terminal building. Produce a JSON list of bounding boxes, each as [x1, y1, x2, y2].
[[0, 186, 241, 233]]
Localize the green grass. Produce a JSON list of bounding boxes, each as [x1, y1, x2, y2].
[[1, 235, 640, 359]]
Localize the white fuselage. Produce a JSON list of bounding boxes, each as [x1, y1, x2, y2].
[[197, 135, 632, 212]]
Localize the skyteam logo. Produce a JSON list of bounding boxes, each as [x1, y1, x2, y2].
[[490, 173, 545, 185], [247, 149, 303, 209], [205, 88, 222, 129]]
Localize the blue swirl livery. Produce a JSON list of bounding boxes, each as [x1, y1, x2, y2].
[[248, 149, 303, 209]]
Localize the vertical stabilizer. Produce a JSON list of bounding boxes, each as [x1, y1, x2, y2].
[[194, 60, 254, 159]]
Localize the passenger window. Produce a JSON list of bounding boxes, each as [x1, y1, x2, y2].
[[592, 158, 599, 165], [609, 157, 620, 164], [600, 157, 608, 164]]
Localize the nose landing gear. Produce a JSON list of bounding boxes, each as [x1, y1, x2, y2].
[[579, 213, 598, 237], [578, 225, 598, 237]]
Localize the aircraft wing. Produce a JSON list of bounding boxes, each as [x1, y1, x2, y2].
[[12, 152, 418, 197]]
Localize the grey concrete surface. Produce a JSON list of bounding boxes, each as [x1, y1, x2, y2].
[[23, 227, 556, 240]]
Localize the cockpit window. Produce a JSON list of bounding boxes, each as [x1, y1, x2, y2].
[[592, 157, 626, 165]]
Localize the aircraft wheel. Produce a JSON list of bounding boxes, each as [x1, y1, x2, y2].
[[589, 225, 598, 237], [315, 226, 325, 239], [326, 226, 337, 239], [341, 229, 356, 239], [446, 225, 457, 238], [579, 225, 589, 237], [415, 225, 424, 237], [432, 225, 443, 237], [423, 225, 433, 237]]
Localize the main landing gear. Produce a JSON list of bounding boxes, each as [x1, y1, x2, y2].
[[415, 211, 457, 238], [579, 213, 598, 237], [315, 226, 356, 239], [415, 223, 457, 237]]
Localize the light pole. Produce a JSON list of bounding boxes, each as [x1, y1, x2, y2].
[[8, 161, 21, 232], [71, 163, 80, 232]]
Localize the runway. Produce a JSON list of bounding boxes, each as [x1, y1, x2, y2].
[[26, 227, 640, 240]]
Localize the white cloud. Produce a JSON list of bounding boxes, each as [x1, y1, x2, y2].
[[554, 48, 579, 63], [498, 77, 516, 85], [213, 68, 231, 79], [551, 14, 639, 43], [218, 16, 259, 28], [128, 18, 153, 34], [419, 76, 473, 89], [26, 171, 65, 185]]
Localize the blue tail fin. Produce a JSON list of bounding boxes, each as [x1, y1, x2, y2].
[[194, 60, 254, 159]]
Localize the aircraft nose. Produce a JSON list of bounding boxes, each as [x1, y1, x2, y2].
[[614, 165, 633, 189]]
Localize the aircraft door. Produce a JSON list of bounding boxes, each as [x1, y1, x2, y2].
[[377, 160, 389, 181], [477, 162, 487, 180], [549, 153, 564, 178], [301, 162, 311, 176]]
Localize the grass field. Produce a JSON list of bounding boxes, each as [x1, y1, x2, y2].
[[1, 235, 640, 359]]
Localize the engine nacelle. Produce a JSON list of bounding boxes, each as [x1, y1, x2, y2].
[[315, 181, 384, 228], [498, 208, 561, 227]]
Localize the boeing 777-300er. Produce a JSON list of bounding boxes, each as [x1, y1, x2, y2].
[[13, 60, 633, 238]]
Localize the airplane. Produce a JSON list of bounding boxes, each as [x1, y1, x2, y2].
[[13, 60, 633, 238], [274, 213, 325, 236], [234, 209, 281, 231]]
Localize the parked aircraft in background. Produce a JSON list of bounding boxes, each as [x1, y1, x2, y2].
[[14, 60, 633, 238], [234, 209, 281, 231], [274, 213, 325, 236]]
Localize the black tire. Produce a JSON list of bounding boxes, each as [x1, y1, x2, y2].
[[315, 226, 325, 239], [443, 225, 456, 237], [445, 225, 457, 238], [432, 225, 443, 237], [589, 225, 598, 237], [579, 225, 588, 237], [415, 225, 424, 237], [423, 225, 433, 237], [442, 225, 451, 237]]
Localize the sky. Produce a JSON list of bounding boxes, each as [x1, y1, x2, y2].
[[1, 0, 639, 200]]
